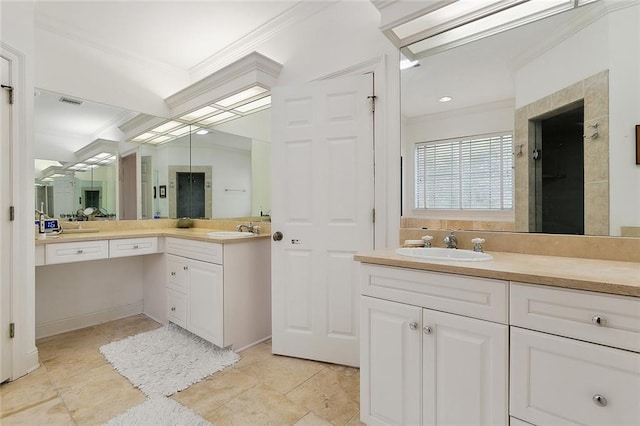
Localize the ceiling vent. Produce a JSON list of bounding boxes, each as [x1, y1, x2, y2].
[[58, 96, 83, 106]]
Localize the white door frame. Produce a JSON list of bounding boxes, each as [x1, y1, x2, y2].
[[1, 42, 40, 381]]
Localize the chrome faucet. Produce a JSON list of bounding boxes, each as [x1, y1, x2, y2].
[[443, 231, 457, 249], [236, 222, 259, 234]]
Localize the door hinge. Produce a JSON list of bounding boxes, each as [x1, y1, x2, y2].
[[367, 95, 377, 113], [1, 84, 14, 104], [9, 206, 15, 221], [9, 323, 15, 338], [372, 208, 376, 224]]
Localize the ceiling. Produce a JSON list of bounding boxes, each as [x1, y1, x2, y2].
[[33, 0, 308, 161]]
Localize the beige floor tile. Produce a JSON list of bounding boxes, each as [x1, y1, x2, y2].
[[36, 326, 110, 362], [204, 384, 308, 425], [346, 412, 365, 426], [172, 368, 260, 415], [239, 354, 325, 394], [294, 411, 334, 426], [0, 397, 74, 426], [234, 340, 274, 369], [56, 364, 146, 425], [96, 314, 162, 342], [42, 346, 108, 386], [0, 366, 57, 417], [287, 368, 359, 425]]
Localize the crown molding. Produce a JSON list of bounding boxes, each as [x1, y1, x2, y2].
[[188, 1, 335, 82], [118, 113, 168, 140], [165, 52, 282, 111], [406, 98, 515, 125]]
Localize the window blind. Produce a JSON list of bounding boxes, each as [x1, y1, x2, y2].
[[415, 134, 513, 210]]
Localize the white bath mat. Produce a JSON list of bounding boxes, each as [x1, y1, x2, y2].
[[100, 323, 239, 397], [103, 396, 212, 426]]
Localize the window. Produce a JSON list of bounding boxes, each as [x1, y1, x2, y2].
[[415, 133, 513, 210]]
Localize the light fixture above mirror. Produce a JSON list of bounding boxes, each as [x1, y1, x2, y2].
[[121, 52, 282, 145], [376, 0, 600, 57]]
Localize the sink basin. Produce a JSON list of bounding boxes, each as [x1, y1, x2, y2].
[[395, 247, 493, 262], [207, 231, 253, 238]]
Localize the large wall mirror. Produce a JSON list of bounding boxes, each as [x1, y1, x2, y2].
[[401, 1, 639, 237], [34, 89, 270, 221]]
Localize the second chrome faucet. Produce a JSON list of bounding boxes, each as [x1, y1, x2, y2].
[[443, 231, 457, 249]]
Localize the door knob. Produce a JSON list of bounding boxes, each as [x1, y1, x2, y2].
[[272, 231, 283, 241], [592, 394, 607, 407]]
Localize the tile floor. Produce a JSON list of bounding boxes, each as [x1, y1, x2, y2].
[[0, 315, 362, 425]]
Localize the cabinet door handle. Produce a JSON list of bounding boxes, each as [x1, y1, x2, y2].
[[592, 315, 606, 326], [592, 394, 607, 407], [170, 272, 176, 277], [170, 306, 176, 312], [183, 266, 188, 271], [423, 326, 432, 335], [409, 321, 418, 331]]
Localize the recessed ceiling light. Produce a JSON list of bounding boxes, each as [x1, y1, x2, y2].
[[438, 96, 453, 103], [400, 59, 419, 70], [196, 130, 209, 135]]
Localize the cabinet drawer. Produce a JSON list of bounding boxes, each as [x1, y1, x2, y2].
[[166, 255, 188, 294], [511, 283, 640, 352], [361, 265, 508, 323], [45, 240, 109, 265], [109, 237, 158, 258], [165, 237, 222, 264], [167, 288, 187, 328], [510, 328, 640, 426]]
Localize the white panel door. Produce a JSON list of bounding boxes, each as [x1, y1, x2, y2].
[[422, 309, 509, 426], [1, 56, 12, 383], [361, 296, 422, 426], [271, 74, 374, 366]]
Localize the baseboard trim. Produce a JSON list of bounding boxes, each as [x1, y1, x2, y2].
[[35, 302, 144, 339]]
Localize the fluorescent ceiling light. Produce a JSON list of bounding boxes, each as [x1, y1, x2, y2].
[[215, 86, 268, 108], [151, 120, 183, 133], [168, 125, 195, 137], [199, 111, 237, 125], [405, 0, 573, 57], [179, 106, 219, 122], [234, 96, 271, 113], [439, 96, 453, 102], [146, 135, 173, 145], [132, 132, 156, 142]]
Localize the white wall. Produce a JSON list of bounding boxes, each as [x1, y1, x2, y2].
[[252, 139, 271, 216]]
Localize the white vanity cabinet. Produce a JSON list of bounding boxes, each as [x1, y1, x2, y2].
[[166, 253, 223, 344], [509, 283, 640, 426], [165, 237, 271, 350], [360, 265, 509, 426]]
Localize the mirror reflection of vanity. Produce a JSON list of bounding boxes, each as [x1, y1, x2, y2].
[[400, 0, 639, 237], [34, 90, 270, 221]]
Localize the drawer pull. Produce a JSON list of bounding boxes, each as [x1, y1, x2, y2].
[[77, 249, 84, 254], [133, 244, 139, 249], [592, 394, 608, 407], [591, 315, 606, 326], [423, 326, 432, 335], [409, 321, 418, 331], [170, 307, 176, 312]]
